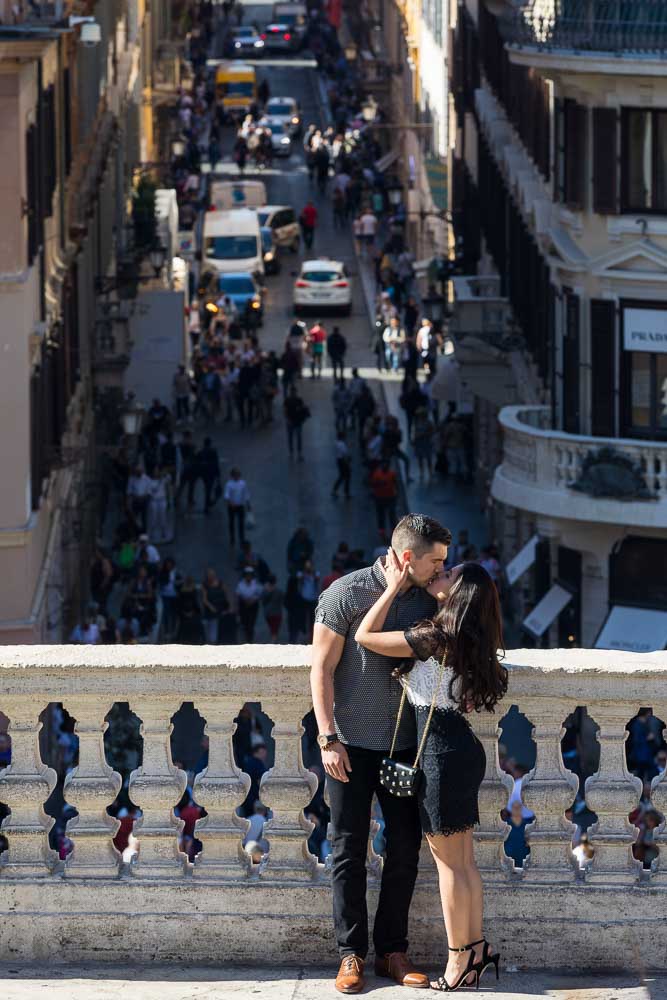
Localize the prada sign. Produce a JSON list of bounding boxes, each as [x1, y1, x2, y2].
[[623, 307, 667, 353]]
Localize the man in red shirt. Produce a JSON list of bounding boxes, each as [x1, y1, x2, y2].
[[307, 320, 327, 379], [369, 459, 398, 533], [300, 200, 318, 249]]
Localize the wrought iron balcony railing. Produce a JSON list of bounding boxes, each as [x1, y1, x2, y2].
[[501, 0, 667, 54]]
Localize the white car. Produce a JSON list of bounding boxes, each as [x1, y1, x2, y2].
[[257, 116, 292, 157], [265, 96, 302, 137], [293, 259, 352, 316]]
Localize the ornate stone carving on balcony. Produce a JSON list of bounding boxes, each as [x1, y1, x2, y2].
[[493, 405, 667, 527]]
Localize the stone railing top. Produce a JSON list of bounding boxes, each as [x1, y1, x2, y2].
[[1, 645, 667, 703], [501, 405, 667, 453]]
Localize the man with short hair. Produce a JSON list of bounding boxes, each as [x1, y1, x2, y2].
[[311, 514, 451, 994]]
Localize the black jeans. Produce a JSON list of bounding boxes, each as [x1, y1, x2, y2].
[[327, 744, 422, 960], [227, 504, 245, 544]]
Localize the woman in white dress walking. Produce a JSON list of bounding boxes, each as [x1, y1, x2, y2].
[[356, 554, 508, 992]]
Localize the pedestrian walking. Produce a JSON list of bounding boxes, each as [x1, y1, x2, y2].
[[126, 466, 153, 533], [332, 433, 352, 499], [300, 200, 318, 250], [358, 208, 378, 255], [284, 385, 310, 460], [382, 316, 405, 373], [193, 436, 221, 513], [147, 466, 171, 543], [262, 574, 285, 641], [306, 321, 326, 379], [369, 459, 399, 533], [413, 407, 436, 479], [201, 568, 232, 644], [332, 379, 351, 435], [224, 466, 251, 545], [173, 364, 191, 422], [236, 566, 263, 642], [327, 325, 347, 380], [297, 559, 320, 641]]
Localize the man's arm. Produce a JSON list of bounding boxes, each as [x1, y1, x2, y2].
[[310, 622, 352, 783]]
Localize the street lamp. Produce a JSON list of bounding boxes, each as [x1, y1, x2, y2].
[[149, 245, 167, 278], [121, 393, 145, 438]]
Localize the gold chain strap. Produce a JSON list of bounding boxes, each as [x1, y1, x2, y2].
[[388, 655, 448, 768]]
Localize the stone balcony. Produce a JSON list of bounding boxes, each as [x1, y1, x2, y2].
[[1, 645, 667, 971], [492, 405, 667, 528]]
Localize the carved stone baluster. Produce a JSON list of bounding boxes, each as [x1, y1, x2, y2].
[[649, 704, 667, 873], [0, 699, 58, 875], [62, 697, 122, 875], [258, 697, 318, 880], [192, 696, 251, 877], [519, 698, 579, 880], [128, 697, 188, 876], [584, 704, 643, 883], [469, 709, 513, 873]]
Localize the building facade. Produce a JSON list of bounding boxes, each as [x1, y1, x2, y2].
[[450, 0, 667, 649], [0, 0, 172, 642]]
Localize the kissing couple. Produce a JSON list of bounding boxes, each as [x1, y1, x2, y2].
[[311, 514, 508, 993]]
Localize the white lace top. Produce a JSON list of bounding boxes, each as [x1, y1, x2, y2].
[[401, 657, 462, 710], [402, 625, 462, 711]]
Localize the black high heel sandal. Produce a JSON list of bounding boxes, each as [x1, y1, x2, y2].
[[433, 944, 480, 992], [472, 938, 500, 982]]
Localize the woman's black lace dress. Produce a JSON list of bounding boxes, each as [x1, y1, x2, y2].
[[404, 624, 486, 837]]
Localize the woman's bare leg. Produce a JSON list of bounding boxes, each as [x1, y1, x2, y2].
[[428, 830, 476, 985], [463, 830, 485, 967]]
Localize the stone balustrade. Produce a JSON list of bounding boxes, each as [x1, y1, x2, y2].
[[0, 645, 666, 970], [493, 405, 667, 528]]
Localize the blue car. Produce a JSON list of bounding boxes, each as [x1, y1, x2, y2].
[[217, 272, 264, 325]]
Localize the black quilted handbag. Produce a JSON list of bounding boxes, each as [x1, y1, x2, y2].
[[379, 656, 446, 799]]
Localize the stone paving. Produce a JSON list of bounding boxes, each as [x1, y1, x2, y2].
[[0, 966, 660, 1000]]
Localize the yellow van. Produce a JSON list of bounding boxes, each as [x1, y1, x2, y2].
[[212, 61, 257, 116]]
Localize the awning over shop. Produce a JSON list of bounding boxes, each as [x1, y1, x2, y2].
[[506, 535, 539, 587], [522, 583, 573, 639], [374, 149, 398, 173], [594, 606, 667, 653]]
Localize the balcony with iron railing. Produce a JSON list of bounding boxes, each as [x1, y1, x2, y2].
[[0, 0, 63, 25], [492, 405, 667, 527], [0, 645, 667, 969], [501, 0, 667, 69]]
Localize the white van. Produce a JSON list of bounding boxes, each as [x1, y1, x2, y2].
[[202, 209, 264, 278], [208, 179, 267, 212]]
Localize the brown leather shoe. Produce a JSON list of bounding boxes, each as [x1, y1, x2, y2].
[[375, 952, 430, 988], [336, 955, 366, 994]]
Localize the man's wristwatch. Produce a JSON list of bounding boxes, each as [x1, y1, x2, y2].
[[317, 732, 339, 751]]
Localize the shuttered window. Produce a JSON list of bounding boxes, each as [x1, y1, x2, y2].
[[41, 84, 57, 217], [25, 124, 42, 266], [593, 108, 619, 214], [564, 100, 586, 210], [590, 299, 616, 437], [563, 293, 580, 433]]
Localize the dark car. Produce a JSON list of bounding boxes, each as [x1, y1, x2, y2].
[[217, 272, 265, 325], [261, 226, 281, 276], [260, 23, 300, 52], [230, 26, 265, 56]]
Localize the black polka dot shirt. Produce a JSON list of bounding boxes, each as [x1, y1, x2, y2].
[[314, 559, 437, 752]]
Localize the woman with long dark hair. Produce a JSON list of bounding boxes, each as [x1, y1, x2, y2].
[[356, 555, 508, 992]]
